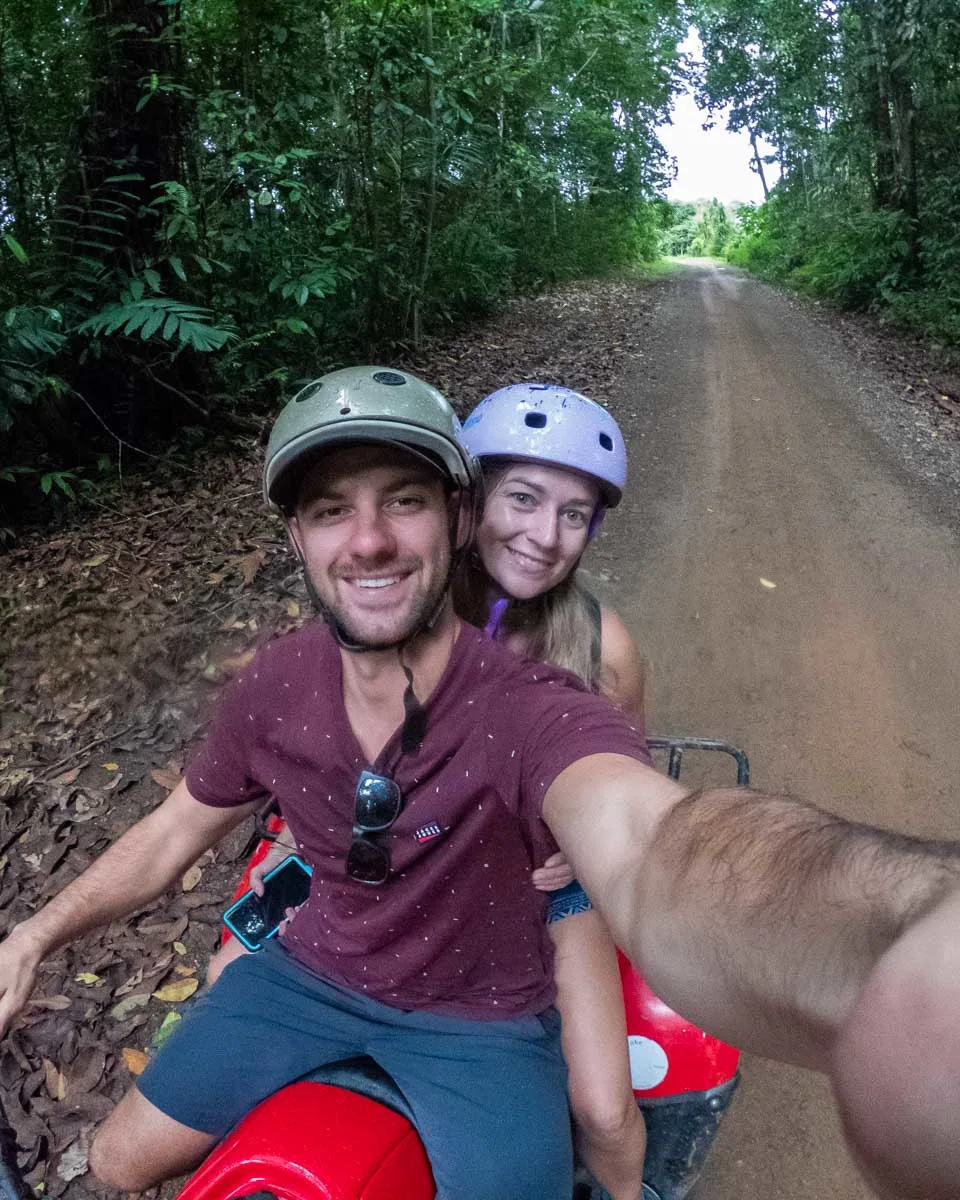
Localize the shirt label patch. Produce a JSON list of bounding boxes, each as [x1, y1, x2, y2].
[[414, 822, 443, 843]]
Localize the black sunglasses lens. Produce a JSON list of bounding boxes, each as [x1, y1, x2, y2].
[[346, 837, 390, 885], [355, 771, 402, 830]]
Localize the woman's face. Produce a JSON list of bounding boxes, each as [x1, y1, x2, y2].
[[477, 461, 600, 600]]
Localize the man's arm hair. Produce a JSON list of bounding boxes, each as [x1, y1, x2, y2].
[[544, 761, 960, 1070], [632, 785, 960, 1066], [0, 781, 258, 1034]]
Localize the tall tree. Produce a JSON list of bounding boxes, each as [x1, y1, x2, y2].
[[693, 0, 960, 329]]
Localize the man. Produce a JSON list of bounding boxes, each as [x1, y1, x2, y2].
[[0, 366, 957, 1199]]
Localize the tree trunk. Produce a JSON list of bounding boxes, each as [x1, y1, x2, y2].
[[749, 130, 770, 200], [412, 1, 438, 348], [53, 0, 188, 274]]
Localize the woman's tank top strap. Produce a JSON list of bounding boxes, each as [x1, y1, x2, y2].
[[582, 587, 603, 687]]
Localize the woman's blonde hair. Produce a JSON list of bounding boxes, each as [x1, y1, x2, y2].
[[452, 461, 604, 690]]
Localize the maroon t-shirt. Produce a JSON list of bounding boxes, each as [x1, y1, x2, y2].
[[187, 621, 650, 1018]]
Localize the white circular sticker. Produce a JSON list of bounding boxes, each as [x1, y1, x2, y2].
[[627, 1035, 669, 1090]]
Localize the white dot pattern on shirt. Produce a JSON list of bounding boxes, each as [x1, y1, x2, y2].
[[195, 625, 632, 1015]]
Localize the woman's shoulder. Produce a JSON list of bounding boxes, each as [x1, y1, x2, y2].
[[598, 605, 647, 716], [598, 605, 634, 654]]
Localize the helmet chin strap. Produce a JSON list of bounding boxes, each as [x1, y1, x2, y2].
[[587, 504, 607, 540], [291, 542, 449, 655], [288, 496, 464, 655]]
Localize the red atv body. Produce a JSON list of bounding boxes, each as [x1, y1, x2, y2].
[[177, 739, 747, 1200]]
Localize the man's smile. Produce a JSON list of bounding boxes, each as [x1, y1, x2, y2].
[[334, 563, 420, 604], [350, 575, 404, 589]]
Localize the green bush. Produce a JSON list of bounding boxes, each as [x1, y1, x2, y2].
[[791, 209, 909, 310], [427, 215, 516, 322]]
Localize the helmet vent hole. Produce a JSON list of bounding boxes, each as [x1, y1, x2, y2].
[[373, 371, 407, 386], [524, 412, 548, 429], [598, 432, 613, 451], [339, 406, 351, 415]]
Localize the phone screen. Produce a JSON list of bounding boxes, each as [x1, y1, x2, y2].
[[225, 855, 313, 949]]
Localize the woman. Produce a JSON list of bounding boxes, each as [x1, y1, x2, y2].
[[457, 382, 648, 1200], [209, 381, 648, 1199]]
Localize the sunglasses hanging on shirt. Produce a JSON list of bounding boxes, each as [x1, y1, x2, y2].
[[345, 649, 427, 885]]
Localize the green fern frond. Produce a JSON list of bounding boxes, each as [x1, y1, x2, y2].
[[76, 298, 234, 352]]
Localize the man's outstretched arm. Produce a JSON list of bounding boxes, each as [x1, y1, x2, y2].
[[0, 780, 258, 1035], [544, 756, 960, 1065], [543, 757, 960, 1197]]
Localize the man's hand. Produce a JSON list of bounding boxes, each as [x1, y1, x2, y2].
[[0, 925, 45, 1037], [248, 829, 297, 897], [531, 852, 575, 892], [831, 884, 960, 1200]]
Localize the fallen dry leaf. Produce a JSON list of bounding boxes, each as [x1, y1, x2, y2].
[[63, 1047, 107, 1097], [138, 913, 189, 941], [151, 767, 181, 791], [74, 973, 102, 986], [239, 548, 266, 586], [109, 993, 151, 1021], [57, 1129, 92, 1182], [28, 995, 72, 1012], [101, 762, 119, 772], [181, 864, 203, 891], [114, 967, 145, 997], [172, 941, 187, 955], [52, 766, 82, 786], [121, 1048, 149, 1076], [43, 1057, 66, 1101], [152, 978, 199, 1003]]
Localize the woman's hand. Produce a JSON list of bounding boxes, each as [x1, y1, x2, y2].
[[532, 852, 575, 892]]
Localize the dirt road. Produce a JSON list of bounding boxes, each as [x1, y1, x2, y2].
[[596, 261, 960, 1199]]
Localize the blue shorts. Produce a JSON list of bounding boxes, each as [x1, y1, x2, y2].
[[138, 942, 572, 1200], [546, 880, 593, 923]]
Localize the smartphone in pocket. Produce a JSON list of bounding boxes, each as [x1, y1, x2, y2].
[[223, 854, 313, 951]]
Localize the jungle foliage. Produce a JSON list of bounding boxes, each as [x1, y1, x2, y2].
[[692, 0, 960, 346], [660, 198, 734, 256], [0, 0, 684, 514]]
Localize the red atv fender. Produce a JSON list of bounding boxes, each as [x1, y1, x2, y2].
[[620, 952, 739, 1098], [621, 952, 740, 1199], [176, 1079, 433, 1200]]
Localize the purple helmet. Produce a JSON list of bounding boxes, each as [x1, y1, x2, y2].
[[460, 383, 627, 508]]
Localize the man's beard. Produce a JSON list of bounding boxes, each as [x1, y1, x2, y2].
[[315, 553, 451, 650]]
